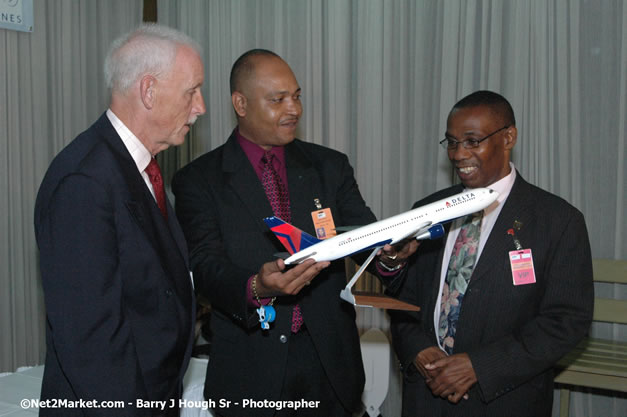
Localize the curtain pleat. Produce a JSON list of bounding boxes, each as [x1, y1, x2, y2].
[[1, 0, 143, 372]]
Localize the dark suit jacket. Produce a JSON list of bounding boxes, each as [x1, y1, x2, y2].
[[172, 133, 376, 417], [34, 113, 195, 416], [389, 173, 593, 417]]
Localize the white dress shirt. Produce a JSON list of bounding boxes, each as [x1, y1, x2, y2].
[[433, 163, 517, 350], [106, 109, 157, 201], [107, 109, 194, 286]]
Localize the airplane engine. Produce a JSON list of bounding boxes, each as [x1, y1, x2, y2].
[[414, 223, 445, 240], [428, 224, 445, 239]]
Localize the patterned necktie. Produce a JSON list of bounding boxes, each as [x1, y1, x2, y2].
[[261, 152, 291, 222], [145, 158, 168, 220], [438, 211, 483, 354], [260, 151, 303, 333]]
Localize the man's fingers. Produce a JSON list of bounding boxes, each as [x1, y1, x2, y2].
[[415, 362, 431, 380], [425, 357, 446, 370], [430, 380, 454, 398], [447, 392, 464, 404], [404, 239, 420, 255], [423, 354, 477, 400], [377, 244, 394, 256], [257, 259, 324, 296], [446, 382, 471, 403], [275, 258, 286, 271], [282, 260, 329, 294], [441, 377, 474, 403]]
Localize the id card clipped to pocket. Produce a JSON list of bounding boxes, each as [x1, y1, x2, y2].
[[509, 249, 536, 285], [311, 198, 336, 240]]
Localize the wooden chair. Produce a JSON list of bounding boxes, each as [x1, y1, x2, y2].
[[554, 258, 627, 417]]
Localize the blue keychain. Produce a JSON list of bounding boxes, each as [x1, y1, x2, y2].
[[256, 305, 276, 330]]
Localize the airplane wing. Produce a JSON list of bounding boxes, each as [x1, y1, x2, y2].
[[334, 225, 360, 233], [389, 221, 432, 245]]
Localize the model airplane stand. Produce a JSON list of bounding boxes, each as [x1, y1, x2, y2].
[[360, 328, 390, 417], [340, 246, 381, 307], [340, 246, 421, 311]]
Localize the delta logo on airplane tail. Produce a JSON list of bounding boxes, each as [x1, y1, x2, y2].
[[263, 217, 321, 255]]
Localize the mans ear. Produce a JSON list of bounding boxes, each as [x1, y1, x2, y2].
[[140, 75, 157, 109], [232, 92, 247, 117], [504, 125, 517, 150]]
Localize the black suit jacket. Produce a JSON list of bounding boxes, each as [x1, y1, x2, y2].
[[389, 173, 593, 417], [34, 113, 195, 416], [172, 133, 376, 416]]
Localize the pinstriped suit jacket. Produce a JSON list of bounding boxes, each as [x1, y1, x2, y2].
[[390, 173, 593, 417]]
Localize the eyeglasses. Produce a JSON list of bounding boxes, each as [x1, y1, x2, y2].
[[439, 125, 510, 150]]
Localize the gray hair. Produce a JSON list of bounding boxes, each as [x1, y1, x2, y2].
[[104, 23, 202, 93]]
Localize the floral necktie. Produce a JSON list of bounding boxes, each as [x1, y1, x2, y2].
[[438, 211, 483, 354]]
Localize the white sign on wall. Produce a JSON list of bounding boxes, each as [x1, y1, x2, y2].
[[0, 0, 33, 33]]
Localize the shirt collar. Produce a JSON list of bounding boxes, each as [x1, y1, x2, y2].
[[106, 109, 153, 173], [487, 162, 516, 205], [235, 127, 286, 169], [465, 162, 516, 211]]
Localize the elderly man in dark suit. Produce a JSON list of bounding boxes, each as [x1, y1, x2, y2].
[[34, 24, 205, 416], [383, 90, 593, 417], [172, 49, 377, 417]]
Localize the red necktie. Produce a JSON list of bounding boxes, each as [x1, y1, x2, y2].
[[145, 158, 168, 220], [261, 152, 303, 333]]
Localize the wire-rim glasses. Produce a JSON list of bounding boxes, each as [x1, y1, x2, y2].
[[439, 125, 510, 150]]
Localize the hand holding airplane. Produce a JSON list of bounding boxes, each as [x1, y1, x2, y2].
[[253, 258, 330, 298], [264, 188, 499, 308], [378, 238, 421, 269]]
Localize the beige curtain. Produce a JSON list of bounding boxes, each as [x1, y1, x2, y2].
[[0, 0, 143, 372], [2, 0, 625, 415]]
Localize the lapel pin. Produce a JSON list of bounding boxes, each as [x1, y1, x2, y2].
[[508, 222, 523, 250]]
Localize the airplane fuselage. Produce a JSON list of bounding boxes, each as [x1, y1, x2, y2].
[[284, 187, 499, 265]]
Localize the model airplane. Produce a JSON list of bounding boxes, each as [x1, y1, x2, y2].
[[264, 187, 499, 307]]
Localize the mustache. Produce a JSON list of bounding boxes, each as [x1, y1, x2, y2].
[[188, 116, 198, 126]]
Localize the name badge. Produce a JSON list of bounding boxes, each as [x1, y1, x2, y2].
[[509, 249, 536, 285], [311, 208, 336, 239]]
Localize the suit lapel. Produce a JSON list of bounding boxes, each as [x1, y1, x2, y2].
[[469, 174, 534, 285], [96, 115, 192, 303], [94, 115, 164, 256], [221, 135, 276, 235], [285, 141, 318, 233], [452, 174, 534, 351], [220, 136, 320, 236], [166, 198, 189, 265]]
